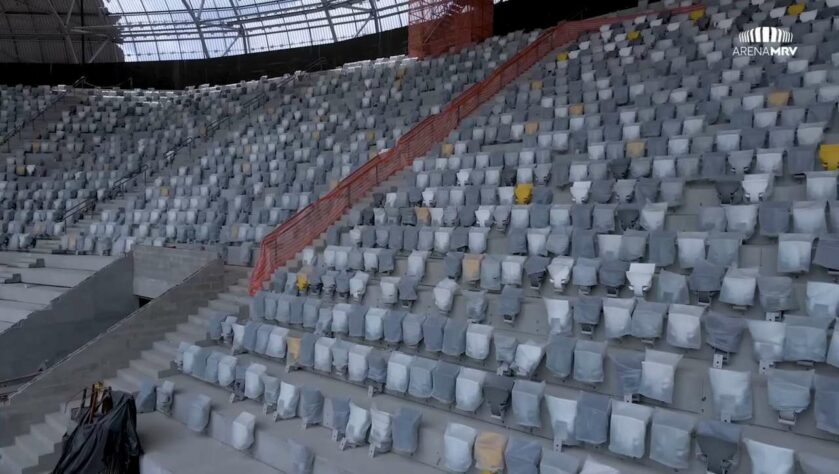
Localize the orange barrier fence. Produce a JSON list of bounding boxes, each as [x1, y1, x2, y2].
[[250, 3, 704, 295]]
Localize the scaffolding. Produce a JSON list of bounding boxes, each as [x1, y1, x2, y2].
[[408, 0, 494, 58]]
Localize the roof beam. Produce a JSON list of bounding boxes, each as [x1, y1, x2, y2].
[[180, 0, 210, 59], [368, 0, 380, 33], [322, 0, 339, 43], [46, 0, 78, 63]]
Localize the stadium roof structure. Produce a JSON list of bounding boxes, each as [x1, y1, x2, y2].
[[0, 0, 415, 63]]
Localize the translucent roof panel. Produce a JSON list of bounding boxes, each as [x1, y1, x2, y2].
[[103, 0, 414, 61]]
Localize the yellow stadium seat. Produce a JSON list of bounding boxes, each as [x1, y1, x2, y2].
[[312, 130, 320, 140], [366, 130, 376, 141], [787, 3, 805, 15], [524, 121, 539, 135], [160, 186, 170, 197], [287, 336, 301, 363], [474, 432, 507, 472], [767, 90, 790, 107], [442, 143, 454, 157], [556, 52, 569, 62], [569, 103, 584, 116], [415, 207, 431, 226], [515, 183, 533, 205], [820, 144, 839, 170], [15, 165, 25, 176], [531, 80, 543, 91], [296, 272, 309, 292], [627, 30, 640, 41], [689, 9, 705, 20], [626, 140, 646, 158]]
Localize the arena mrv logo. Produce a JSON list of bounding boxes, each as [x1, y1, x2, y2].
[[732, 26, 798, 56]]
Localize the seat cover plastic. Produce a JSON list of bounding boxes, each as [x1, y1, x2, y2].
[[767, 368, 814, 416], [574, 392, 611, 446], [431, 361, 460, 404], [573, 339, 606, 384], [631, 301, 667, 340], [443, 423, 477, 473], [784, 315, 829, 363], [474, 431, 507, 473], [408, 357, 436, 399], [709, 368, 752, 421], [455, 368, 486, 412], [759, 201, 791, 237], [655, 270, 690, 304], [777, 233, 816, 273], [485, 374, 515, 417], [719, 267, 758, 307], [345, 402, 371, 445], [299, 387, 324, 425], [704, 311, 746, 353], [512, 380, 545, 428], [747, 320, 786, 362], [392, 407, 421, 455], [609, 401, 652, 458], [745, 439, 795, 474], [640, 349, 682, 404], [609, 350, 643, 397], [504, 437, 542, 474], [422, 315, 446, 353], [757, 276, 798, 312], [545, 335, 575, 379], [650, 409, 695, 469]]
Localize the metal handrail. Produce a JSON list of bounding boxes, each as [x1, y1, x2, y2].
[[0, 76, 86, 147], [59, 57, 327, 225]]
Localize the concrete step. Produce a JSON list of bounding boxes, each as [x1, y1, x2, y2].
[[13, 435, 57, 471], [187, 313, 208, 327], [114, 367, 146, 392], [152, 340, 179, 359], [0, 272, 21, 283], [208, 299, 241, 314], [174, 321, 206, 341], [0, 445, 37, 474], [217, 291, 249, 306], [141, 348, 173, 368], [6, 257, 44, 269], [42, 412, 70, 437], [128, 357, 167, 381], [28, 423, 62, 450], [229, 284, 248, 296]]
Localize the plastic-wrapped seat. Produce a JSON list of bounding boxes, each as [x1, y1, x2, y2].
[[696, 420, 741, 474], [455, 367, 486, 412], [704, 311, 746, 355], [785, 315, 829, 363], [603, 297, 634, 340], [547, 257, 574, 293], [407, 357, 436, 399], [709, 368, 752, 421], [443, 423, 477, 473], [511, 380, 545, 428], [434, 278, 459, 314], [792, 201, 827, 234], [391, 407, 421, 455], [649, 408, 695, 469], [430, 361, 459, 405], [778, 233, 816, 274], [648, 230, 676, 267], [640, 202, 667, 231], [385, 352, 414, 394], [639, 349, 682, 404], [806, 171, 838, 201], [348, 344, 372, 383], [666, 304, 703, 350], [689, 260, 725, 304], [707, 232, 742, 267], [276, 381, 300, 419], [719, 267, 758, 308], [571, 257, 599, 292], [573, 339, 606, 384], [814, 234, 839, 273], [677, 232, 707, 268], [574, 392, 611, 446], [745, 439, 795, 474], [504, 437, 542, 474], [484, 373, 514, 419], [806, 281, 839, 323], [299, 387, 324, 426], [759, 201, 791, 237], [724, 204, 758, 239], [345, 402, 371, 446], [655, 270, 689, 304], [766, 368, 814, 424], [608, 401, 652, 458], [474, 431, 506, 473], [499, 285, 524, 323]]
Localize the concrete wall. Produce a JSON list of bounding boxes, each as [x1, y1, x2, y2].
[[0, 256, 225, 446], [0, 255, 137, 382], [133, 245, 221, 299]]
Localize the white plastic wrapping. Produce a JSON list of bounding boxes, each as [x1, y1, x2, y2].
[[345, 402, 371, 445], [544, 297, 573, 335], [277, 381, 301, 419], [266, 326, 289, 358], [369, 406, 392, 451], [513, 341, 544, 377], [609, 401, 652, 458], [603, 297, 635, 339], [548, 257, 574, 291], [217, 356, 238, 387], [244, 364, 267, 400], [709, 368, 753, 421], [455, 367, 486, 412], [666, 304, 703, 350], [365, 307, 387, 341], [444, 424, 478, 473], [314, 337, 336, 372], [719, 267, 758, 307], [806, 281, 839, 322], [386, 351, 414, 394], [545, 394, 577, 445], [465, 323, 494, 360], [348, 344, 372, 382], [639, 349, 681, 404], [434, 278, 459, 313], [231, 412, 256, 451], [745, 439, 795, 474], [747, 320, 786, 362]]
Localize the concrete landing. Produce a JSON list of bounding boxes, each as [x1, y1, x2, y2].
[[137, 411, 282, 474]]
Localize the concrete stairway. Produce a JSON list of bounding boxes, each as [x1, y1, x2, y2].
[[0, 275, 246, 474]]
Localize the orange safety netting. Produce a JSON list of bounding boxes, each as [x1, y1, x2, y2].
[[408, 0, 494, 58], [249, 3, 704, 295]]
